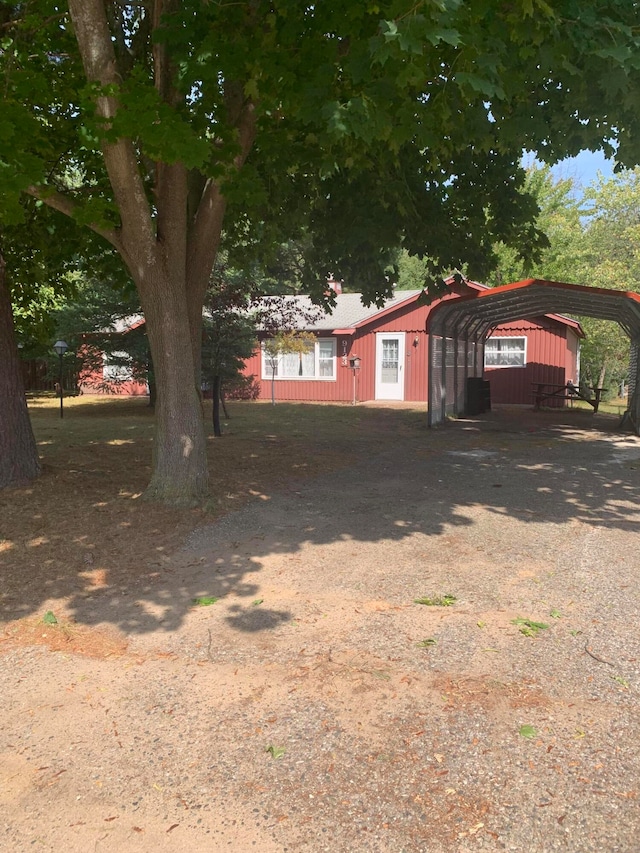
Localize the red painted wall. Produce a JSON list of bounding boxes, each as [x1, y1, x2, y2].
[[242, 302, 580, 405], [243, 298, 433, 403], [484, 319, 578, 406]]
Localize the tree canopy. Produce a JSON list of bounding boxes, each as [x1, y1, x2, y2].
[[1, 0, 639, 502], [489, 165, 640, 391]]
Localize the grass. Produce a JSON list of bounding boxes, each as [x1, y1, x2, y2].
[[570, 396, 628, 416], [0, 396, 428, 628]]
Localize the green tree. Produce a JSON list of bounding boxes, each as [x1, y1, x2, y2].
[[202, 280, 260, 436], [576, 169, 640, 392], [51, 274, 156, 399], [487, 164, 585, 286], [489, 165, 640, 393], [1, 1, 639, 503]]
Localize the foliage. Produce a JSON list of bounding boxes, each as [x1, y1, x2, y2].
[[486, 164, 584, 286], [414, 594, 457, 606], [511, 617, 550, 637], [2, 1, 640, 502], [519, 724, 537, 739], [578, 169, 640, 391], [192, 596, 219, 607], [2, 200, 90, 356], [489, 165, 640, 392], [51, 274, 152, 393]]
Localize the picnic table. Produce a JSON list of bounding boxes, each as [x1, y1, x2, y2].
[[532, 382, 605, 413]]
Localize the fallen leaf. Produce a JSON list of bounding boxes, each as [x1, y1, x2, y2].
[[519, 724, 537, 739]]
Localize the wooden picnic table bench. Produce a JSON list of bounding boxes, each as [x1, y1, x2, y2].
[[532, 382, 606, 413]]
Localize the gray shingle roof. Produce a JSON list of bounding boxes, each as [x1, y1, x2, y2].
[[255, 290, 422, 331]]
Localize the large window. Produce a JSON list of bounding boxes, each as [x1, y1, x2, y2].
[[484, 337, 527, 368], [262, 338, 336, 380], [103, 351, 133, 381]]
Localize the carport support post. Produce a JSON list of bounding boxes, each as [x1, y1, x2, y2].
[[428, 333, 436, 426], [453, 329, 458, 417], [441, 333, 447, 424], [464, 337, 469, 403]]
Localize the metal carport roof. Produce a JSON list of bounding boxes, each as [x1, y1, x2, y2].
[[426, 279, 640, 431]]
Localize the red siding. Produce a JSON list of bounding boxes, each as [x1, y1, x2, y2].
[[243, 341, 355, 403], [243, 299, 433, 404], [485, 319, 572, 406], [238, 298, 580, 406]]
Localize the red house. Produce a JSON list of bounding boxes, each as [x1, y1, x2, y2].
[[243, 278, 583, 405], [78, 316, 149, 396]]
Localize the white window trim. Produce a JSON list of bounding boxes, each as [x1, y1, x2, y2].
[[261, 337, 337, 381], [484, 336, 527, 369]]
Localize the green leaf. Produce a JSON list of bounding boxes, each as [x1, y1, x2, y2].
[[519, 724, 537, 739], [426, 28, 461, 47], [512, 617, 549, 636], [252, 598, 264, 606], [416, 638, 437, 647], [455, 71, 505, 99], [414, 594, 457, 606], [610, 675, 629, 689], [265, 745, 286, 759], [42, 610, 58, 625], [549, 609, 562, 619], [192, 596, 219, 606]]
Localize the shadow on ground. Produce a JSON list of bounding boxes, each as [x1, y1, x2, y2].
[[2, 402, 639, 637]]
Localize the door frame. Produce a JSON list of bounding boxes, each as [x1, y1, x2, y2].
[[375, 332, 405, 401]]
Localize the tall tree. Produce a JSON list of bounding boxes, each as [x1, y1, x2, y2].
[[490, 165, 640, 392], [0, 195, 90, 489], [0, 245, 40, 488], [577, 169, 640, 390], [1, 1, 639, 504], [487, 164, 585, 286]]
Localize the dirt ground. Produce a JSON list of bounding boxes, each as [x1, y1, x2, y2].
[[2, 404, 640, 852]]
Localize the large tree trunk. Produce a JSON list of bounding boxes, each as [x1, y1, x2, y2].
[[139, 267, 209, 506], [61, 0, 253, 506], [0, 254, 41, 489]]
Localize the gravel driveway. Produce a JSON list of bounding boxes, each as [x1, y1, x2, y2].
[[2, 407, 640, 852]]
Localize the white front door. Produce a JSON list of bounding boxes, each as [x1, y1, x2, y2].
[[375, 333, 405, 400]]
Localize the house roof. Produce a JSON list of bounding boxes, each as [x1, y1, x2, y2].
[[255, 290, 424, 333], [91, 278, 586, 339], [258, 279, 583, 336]]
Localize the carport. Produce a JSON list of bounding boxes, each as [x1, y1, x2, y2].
[[427, 278, 640, 432]]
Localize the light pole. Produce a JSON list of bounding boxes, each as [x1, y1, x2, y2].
[[53, 340, 68, 419]]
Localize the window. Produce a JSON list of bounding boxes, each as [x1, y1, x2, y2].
[[484, 337, 526, 367], [262, 338, 336, 380], [103, 351, 133, 381], [484, 337, 526, 368]]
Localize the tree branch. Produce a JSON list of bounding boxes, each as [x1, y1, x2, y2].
[[25, 185, 122, 251], [187, 98, 257, 297], [67, 0, 155, 259]]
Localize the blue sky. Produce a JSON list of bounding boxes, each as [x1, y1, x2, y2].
[[550, 149, 615, 189]]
